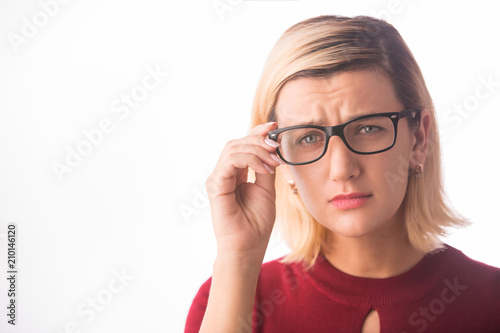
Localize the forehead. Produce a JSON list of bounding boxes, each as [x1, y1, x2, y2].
[[275, 69, 403, 126]]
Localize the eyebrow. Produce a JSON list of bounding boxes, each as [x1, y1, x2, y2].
[[286, 112, 372, 127]]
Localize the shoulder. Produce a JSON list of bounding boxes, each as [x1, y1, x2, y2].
[[259, 256, 305, 286], [184, 276, 211, 333], [187, 256, 297, 298], [444, 245, 500, 284], [186, 256, 297, 299], [254, 256, 312, 303], [184, 257, 300, 332], [441, 245, 500, 310]]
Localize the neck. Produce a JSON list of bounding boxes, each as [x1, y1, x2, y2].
[[322, 219, 424, 279]]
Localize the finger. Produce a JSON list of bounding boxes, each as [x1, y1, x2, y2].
[[208, 122, 283, 197], [228, 131, 280, 154], [209, 153, 276, 197], [248, 121, 277, 137], [227, 153, 276, 175], [235, 166, 248, 188], [227, 144, 284, 169]]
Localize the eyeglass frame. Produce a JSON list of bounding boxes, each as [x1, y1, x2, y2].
[[267, 108, 421, 166]]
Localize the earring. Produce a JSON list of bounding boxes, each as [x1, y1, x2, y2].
[[415, 163, 424, 178], [288, 180, 298, 194]]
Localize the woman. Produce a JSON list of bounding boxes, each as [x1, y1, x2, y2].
[[185, 15, 500, 333]]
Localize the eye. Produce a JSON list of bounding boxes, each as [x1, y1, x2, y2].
[[287, 129, 325, 147], [300, 134, 319, 144], [360, 125, 381, 134]]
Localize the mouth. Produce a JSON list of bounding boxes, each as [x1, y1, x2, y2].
[[329, 193, 372, 209]]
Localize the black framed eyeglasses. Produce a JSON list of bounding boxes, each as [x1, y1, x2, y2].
[[268, 108, 421, 165]]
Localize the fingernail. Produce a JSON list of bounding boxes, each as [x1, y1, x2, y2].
[[263, 164, 274, 174], [265, 121, 276, 126], [270, 154, 285, 165], [264, 138, 280, 148]]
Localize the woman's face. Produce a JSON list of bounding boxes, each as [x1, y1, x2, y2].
[[275, 69, 422, 239]]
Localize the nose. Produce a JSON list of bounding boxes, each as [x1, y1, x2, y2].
[[325, 136, 360, 182]]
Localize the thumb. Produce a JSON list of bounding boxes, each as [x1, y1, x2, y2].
[[251, 121, 278, 196]]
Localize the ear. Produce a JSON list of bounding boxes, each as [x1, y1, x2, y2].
[[410, 108, 432, 168]]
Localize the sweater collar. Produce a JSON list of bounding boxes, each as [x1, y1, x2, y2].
[[302, 244, 458, 307]]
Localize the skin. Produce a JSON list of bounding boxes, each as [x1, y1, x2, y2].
[[200, 68, 431, 333]]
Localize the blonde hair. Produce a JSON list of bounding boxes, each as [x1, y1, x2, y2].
[[250, 15, 468, 269]]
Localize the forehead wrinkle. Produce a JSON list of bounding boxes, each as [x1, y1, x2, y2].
[[277, 103, 329, 127], [274, 70, 401, 127], [276, 83, 345, 127]]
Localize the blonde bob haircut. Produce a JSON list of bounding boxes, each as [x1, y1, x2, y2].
[[250, 15, 468, 270]]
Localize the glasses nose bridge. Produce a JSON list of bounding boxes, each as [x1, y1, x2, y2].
[[325, 123, 344, 138], [324, 123, 350, 152]]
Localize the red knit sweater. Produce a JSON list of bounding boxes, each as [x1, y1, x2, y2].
[[185, 245, 500, 332]]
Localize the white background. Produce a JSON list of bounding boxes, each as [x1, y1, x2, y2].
[[0, 0, 499, 332]]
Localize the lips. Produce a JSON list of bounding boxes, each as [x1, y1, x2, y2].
[[329, 192, 372, 209]]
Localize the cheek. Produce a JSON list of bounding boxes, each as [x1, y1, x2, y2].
[[291, 168, 319, 191], [373, 155, 409, 202], [289, 167, 326, 210], [380, 133, 414, 194], [370, 136, 414, 209]]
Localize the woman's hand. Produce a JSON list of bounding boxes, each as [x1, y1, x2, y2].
[[205, 122, 284, 263]]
